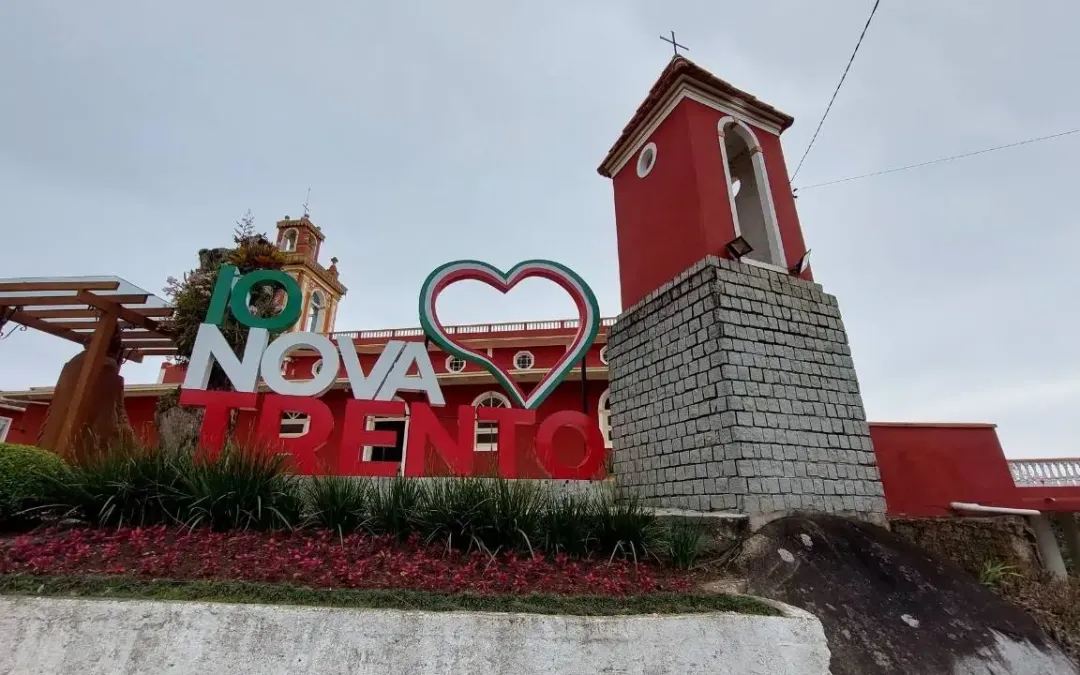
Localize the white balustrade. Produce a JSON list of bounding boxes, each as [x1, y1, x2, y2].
[[1009, 459, 1080, 487], [330, 317, 616, 342]]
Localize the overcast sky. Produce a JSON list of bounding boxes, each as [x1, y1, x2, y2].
[[1, 1, 1076, 458]]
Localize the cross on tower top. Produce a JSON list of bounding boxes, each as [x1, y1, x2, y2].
[[659, 31, 688, 56]]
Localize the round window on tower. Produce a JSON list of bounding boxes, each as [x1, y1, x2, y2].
[[636, 142, 657, 178]]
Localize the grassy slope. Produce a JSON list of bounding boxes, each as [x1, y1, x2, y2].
[[0, 573, 778, 617]]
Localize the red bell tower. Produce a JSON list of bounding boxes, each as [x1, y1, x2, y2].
[[598, 56, 811, 309]]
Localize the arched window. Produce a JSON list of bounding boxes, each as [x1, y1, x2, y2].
[[279, 411, 310, 438], [598, 389, 612, 449], [472, 391, 511, 451], [307, 291, 325, 332], [718, 116, 785, 268], [281, 228, 298, 252], [365, 396, 409, 464]]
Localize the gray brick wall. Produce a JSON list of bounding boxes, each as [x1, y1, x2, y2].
[[607, 255, 886, 522]]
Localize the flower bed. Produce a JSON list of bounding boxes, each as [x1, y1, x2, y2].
[[0, 526, 692, 596]]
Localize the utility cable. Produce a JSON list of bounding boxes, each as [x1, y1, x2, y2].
[[796, 127, 1080, 191], [790, 0, 883, 182]]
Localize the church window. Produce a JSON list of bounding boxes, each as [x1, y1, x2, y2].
[[598, 389, 612, 449], [310, 359, 324, 379], [636, 142, 657, 178], [307, 291, 325, 332], [281, 228, 298, 252], [718, 117, 785, 268], [446, 355, 466, 373], [0, 416, 11, 442], [279, 411, 310, 438], [599, 345, 609, 365], [473, 391, 511, 451], [513, 351, 535, 370]]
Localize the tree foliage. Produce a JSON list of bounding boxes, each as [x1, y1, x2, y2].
[[161, 212, 288, 394]]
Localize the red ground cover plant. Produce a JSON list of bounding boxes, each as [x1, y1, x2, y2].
[[0, 527, 692, 596]]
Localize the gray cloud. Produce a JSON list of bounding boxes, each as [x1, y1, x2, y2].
[[1, 0, 1076, 457]]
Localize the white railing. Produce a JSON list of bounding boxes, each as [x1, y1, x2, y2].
[[1009, 459, 1080, 487], [331, 317, 616, 341]]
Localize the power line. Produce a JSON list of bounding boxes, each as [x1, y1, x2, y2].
[[796, 127, 1080, 191], [790, 0, 882, 182]]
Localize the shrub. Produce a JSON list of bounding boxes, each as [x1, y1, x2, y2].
[[664, 520, 706, 569], [366, 477, 424, 539], [542, 493, 597, 557], [303, 476, 372, 534], [422, 478, 492, 550], [421, 479, 547, 554], [0, 443, 66, 527], [179, 443, 302, 531], [592, 496, 659, 561], [54, 439, 190, 527], [482, 479, 546, 555]]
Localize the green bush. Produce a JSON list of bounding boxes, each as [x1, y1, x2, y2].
[[541, 493, 598, 557], [0, 443, 67, 527], [179, 444, 302, 531], [591, 496, 659, 561], [367, 477, 424, 539], [54, 439, 190, 527], [664, 520, 706, 569], [303, 476, 372, 534]]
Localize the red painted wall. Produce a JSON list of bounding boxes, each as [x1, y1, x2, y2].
[[610, 99, 812, 309], [871, 423, 1019, 517], [2, 406, 32, 445]]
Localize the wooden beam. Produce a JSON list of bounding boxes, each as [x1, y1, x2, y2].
[[115, 329, 172, 340], [0, 280, 121, 293], [0, 293, 149, 308], [76, 290, 168, 334], [54, 309, 118, 458], [20, 307, 174, 320], [8, 309, 89, 344], [29, 320, 101, 330], [120, 339, 178, 349], [131, 348, 178, 358]]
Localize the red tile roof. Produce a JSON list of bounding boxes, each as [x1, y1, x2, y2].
[[597, 56, 795, 177]]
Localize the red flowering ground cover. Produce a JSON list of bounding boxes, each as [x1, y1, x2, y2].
[[0, 527, 691, 596]]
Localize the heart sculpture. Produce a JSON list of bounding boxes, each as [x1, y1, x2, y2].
[[419, 260, 601, 410]]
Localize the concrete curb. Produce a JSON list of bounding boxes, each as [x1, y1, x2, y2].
[[0, 594, 831, 675]]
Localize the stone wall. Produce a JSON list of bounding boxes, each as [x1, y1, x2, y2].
[[607, 255, 886, 523], [889, 517, 1039, 577]]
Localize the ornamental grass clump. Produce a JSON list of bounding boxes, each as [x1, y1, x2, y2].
[[303, 475, 373, 534], [53, 438, 190, 528], [0, 443, 67, 529], [663, 520, 706, 570], [179, 443, 302, 531], [541, 493, 598, 557], [591, 496, 660, 562], [366, 477, 424, 539]]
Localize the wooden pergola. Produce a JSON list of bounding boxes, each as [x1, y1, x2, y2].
[[0, 276, 178, 455]]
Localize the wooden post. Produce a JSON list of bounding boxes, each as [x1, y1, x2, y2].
[[54, 309, 118, 457]]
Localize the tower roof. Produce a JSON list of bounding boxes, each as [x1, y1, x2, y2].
[[597, 56, 795, 178]]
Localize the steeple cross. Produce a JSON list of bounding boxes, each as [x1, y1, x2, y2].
[[660, 31, 688, 56]]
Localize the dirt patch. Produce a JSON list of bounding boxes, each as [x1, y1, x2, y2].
[[726, 514, 1076, 675]]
